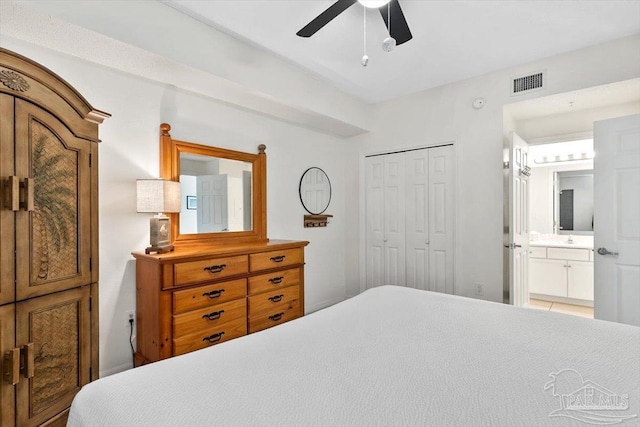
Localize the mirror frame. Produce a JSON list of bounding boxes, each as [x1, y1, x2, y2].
[[159, 123, 267, 245], [299, 167, 332, 215]]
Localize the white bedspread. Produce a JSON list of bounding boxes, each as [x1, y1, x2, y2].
[[68, 286, 640, 427]]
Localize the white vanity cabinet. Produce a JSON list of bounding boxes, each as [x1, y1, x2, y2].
[[528, 245, 594, 303]]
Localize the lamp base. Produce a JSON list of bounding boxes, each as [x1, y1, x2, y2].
[[145, 244, 175, 255]]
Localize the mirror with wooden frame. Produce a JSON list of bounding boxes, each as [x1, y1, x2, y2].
[[159, 123, 267, 245]]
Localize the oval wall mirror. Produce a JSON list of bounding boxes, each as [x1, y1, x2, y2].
[[299, 167, 331, 215]]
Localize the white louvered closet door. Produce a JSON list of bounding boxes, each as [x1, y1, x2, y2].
[[365, 146, 455, 293]]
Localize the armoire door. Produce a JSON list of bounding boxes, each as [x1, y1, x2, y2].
[[0, 304, 16, 427], [14, 99, 93, 301], [1, 93, 16, 305], [15, 286, 91, 426]]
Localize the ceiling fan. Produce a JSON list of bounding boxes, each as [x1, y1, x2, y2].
[[297, 0, 413, 46]]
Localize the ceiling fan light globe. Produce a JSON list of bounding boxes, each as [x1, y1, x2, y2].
[[358, 0, 391, 8], [382, 36, 396, 52]]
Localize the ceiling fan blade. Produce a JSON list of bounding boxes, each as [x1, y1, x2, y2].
[[380, 0, 412, 45], [297, 0, 358, 38]]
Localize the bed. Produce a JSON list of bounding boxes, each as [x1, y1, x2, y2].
[[68, 286, 639, 426]]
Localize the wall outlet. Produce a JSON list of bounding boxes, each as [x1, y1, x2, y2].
[[125, 310, 136, 328], [475, 284, 484, 296]]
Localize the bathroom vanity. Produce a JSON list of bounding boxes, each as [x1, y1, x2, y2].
[[529, 241, 594, 306]]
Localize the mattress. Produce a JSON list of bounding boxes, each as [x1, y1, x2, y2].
[[68, 286, 640, 426]]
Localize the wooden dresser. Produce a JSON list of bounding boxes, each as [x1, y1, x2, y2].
[[132, 240, 308, 365]]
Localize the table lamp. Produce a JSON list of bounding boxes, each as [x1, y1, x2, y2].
[[136, 179, 181, 254]]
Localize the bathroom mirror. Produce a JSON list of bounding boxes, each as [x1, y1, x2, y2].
[[554, 170, 593, 235], [299, 167, 331, 215], [159, 123, 267, 245]]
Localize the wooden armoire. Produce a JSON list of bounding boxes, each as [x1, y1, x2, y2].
[[0, 49, 108, 426]]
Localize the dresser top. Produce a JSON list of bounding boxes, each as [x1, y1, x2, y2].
[[132, 239, 309, 263]]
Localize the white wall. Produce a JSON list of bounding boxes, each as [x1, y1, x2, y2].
[[345, 35, 640, 302], [514, 102, 639, 142], [180, 175, 198, 234], [0, 37, 347, 377]]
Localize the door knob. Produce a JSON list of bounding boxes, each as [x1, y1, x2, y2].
[[597, 247, 619, 256]]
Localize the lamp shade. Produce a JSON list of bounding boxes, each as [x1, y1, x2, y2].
[[136, 179, 181, 213]]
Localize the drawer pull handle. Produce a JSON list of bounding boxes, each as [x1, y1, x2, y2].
[[202, 289, 225, 299], [270, 255, 286, 263], [269, 276, 284, 284], [202, 332, 225, 344], [269, 312, 284, 322], [202, 310, 225, 321], [269, 294, 284, 303], [204, 264, 226, 274]]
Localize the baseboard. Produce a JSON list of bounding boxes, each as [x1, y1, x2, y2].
[[307, 296, 346, 314], [99, 362, 132, 378]]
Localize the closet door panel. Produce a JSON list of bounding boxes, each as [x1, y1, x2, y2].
[[384, 153, 406, 287], [365, 156, 385, 287], [405, 149, 429, 290], [14, 100, 92, 301], [0, 94, 15, 305], [428, 146, 455, 294]]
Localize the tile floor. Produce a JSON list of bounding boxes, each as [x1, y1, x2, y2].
[[529, 298, 594, 319]]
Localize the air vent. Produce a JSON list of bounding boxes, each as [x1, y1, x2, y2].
[[510, 70, 546, 96]]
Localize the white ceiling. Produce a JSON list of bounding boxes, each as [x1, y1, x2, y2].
[[162, 0, 640, 103]]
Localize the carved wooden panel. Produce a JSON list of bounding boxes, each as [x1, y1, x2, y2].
[[0, 304, 16, 427], [14, 99, 92, 301], [15, 287, 91, 426]]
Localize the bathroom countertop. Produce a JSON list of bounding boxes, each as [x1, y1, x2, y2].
[[529, 241, 593, 250]]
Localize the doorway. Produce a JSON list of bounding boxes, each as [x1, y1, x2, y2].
[[527, 139, 595, 318], [503, 78, 640, 324]]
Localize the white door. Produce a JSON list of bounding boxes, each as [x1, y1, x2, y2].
[[594, 114, 640, 326], [365, 156, 385, 287], [405, 149, 429, 290], [197, 174, 228, 233], [508, 132, 531, 307], [383, 153, 406, 287], [428, 146, 455, 294]]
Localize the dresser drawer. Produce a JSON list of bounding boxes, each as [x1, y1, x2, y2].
[[248, 267, 301, 296], [248, 285, 300, 316], [173, 317, 246, 356], [249, 301, 302, 333], [547, 247, 590, 261], [249, 248, 303, 272], [173, 279, 246, 314], [528, 246, 547, 258], [173, 298, 247, 338], [174, 255, 248, 286]]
